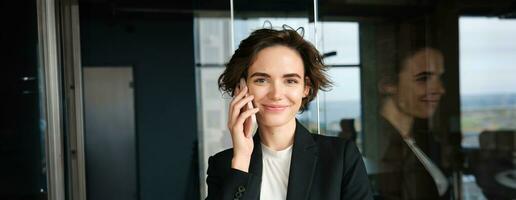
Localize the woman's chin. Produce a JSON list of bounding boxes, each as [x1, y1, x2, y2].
[[257, 115, 295, 128]]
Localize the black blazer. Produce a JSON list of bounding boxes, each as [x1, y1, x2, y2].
[[206, 120, 373, 200], [371, 117, 449, 200]]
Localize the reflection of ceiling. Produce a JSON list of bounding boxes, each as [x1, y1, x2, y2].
[[458, 0, 516, 18], [79, 0, 516, 19]]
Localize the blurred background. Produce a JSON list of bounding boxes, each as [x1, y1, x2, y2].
[[2, 0, 516, 199]]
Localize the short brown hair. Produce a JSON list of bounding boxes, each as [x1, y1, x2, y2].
[[218, 28, 332, 112]]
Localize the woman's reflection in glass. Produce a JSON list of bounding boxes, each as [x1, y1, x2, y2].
[[374, 47, 449, 199]]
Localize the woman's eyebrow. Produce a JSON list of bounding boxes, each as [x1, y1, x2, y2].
[[249, 72, 302, 79], [414, 71, 433, 77], [249, 72, 270, 78], [283, 73, 302, 79]]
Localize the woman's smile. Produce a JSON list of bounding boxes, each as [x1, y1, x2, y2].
[[261, 104, 290, 112]]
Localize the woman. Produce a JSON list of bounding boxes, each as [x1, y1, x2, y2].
[[374, 47, 449, 199], [205, 28, 373, 200]]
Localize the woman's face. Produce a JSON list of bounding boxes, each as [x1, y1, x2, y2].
[[390, 48, 446, 119], [247, 45, 309, 128]]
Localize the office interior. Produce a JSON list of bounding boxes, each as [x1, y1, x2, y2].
[[2, 0, 516, 199]]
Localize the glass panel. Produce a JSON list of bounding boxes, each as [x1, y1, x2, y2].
[[460, 17, 516, 148], [299, 22, 362, 134], [318, 67, 362, 147], [318, 0, 464, 198], [305, 20, 362, 146], [320, 22, 359, 65], [1, 0, 48, 199], [195, 15, 231, 199], [197, 17, 233, 65], [460, 16, 516, 200], [363, 16, 454, 198]]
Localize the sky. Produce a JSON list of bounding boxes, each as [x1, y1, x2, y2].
[[459, 17, 516, 96]]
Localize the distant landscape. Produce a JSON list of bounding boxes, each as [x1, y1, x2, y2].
[[461, 93, 516, 111], [461, 93, 516, 147]]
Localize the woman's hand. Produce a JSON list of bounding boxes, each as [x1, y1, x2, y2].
[[228, 79, 259, 172]]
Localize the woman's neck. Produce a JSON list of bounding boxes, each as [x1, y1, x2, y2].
[[258, 118, 296, 151], [381, 98, 414, 139]]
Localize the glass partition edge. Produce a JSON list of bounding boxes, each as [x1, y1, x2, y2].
[[37, 0, 65, 199]]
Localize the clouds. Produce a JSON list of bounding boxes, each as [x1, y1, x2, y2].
[[460, 17, 516, 95]]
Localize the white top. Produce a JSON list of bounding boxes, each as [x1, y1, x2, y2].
[[260, 143, 293, 200], [404, 138, 449, 196]]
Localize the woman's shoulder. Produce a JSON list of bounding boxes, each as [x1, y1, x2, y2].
[[310, 134, 368, 182], [311, 134, 361, 157], [311, 134, 354, 147]]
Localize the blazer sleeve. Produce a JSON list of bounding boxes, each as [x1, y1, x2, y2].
[[341, 140, 374, 200], [206, 155, 258, 200]]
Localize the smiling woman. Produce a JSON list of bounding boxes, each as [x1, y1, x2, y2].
[[205, 28, 373, 200], [247, 46, 308, 131], [373, 46, 449, 199]]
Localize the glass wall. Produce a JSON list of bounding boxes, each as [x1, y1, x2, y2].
[[196, 1, 514, 199], [315, 1, 466, 199], [460, 17, 516, 148], [1, 0, 48, 199], [34, 0, 516, 199], [460, 16, 516, 200], [195, 14, 231, 199], [316, 22, 362, 147]]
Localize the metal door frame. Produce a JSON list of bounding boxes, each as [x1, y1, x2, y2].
[[37, 0, 65, 199], [37, 0, 87, 199]]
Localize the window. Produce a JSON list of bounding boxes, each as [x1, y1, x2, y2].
[[460, 16, 516, 200], [460, 17, 516, 148], [313, 22, 362, 147]]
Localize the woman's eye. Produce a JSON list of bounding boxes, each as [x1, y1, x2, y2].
[[286, 79, 299, 85], [416, 76, 429, 82], [254, 78, 267, 84]]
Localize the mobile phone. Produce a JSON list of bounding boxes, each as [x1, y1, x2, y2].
[[239, 78, 258, 136]]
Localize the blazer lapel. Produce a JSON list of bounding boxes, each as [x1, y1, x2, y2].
[[286, 121, 318, 200], [245, 132, 263, 200]]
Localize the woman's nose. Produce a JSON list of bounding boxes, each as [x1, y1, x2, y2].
[[268, 82, 283, 100], [429, 79, 445, 95]]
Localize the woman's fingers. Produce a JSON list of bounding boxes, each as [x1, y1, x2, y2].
[[230, 85, 247, 108], [228, 79, 256, 162], [228, 86, 247, 127], [234, 108, 259, 134], [227, 79, 257, 139], [230, 95, 254, 127], [228, 86, 240, 118]]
